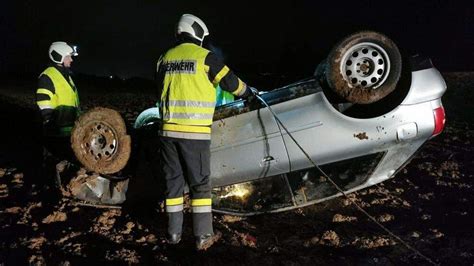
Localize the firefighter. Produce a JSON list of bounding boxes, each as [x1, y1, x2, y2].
[[36, 42, 80, 168], [156, 14, 258, 250]]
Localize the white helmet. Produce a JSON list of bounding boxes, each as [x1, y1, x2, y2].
[[176, 14, 209, 44], [48, 41, 78, 64]]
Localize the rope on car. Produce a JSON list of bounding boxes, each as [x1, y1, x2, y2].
[[254, 94, 439, 266]]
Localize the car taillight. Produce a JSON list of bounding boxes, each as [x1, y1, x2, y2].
[[432, 106, 445, 136]]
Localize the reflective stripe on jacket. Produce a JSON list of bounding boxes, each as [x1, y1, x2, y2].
[[36, 66, 80, 135]]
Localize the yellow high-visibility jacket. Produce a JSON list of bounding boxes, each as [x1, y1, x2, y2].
[[157, 42, 248, 140], [36, 66, 80, 136]]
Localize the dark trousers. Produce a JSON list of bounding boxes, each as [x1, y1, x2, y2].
[[159, 137, 213, 236], [43, 135, 75, 162]]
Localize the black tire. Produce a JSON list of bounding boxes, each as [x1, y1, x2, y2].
[[71, 107, 131, 174], [313, 59, 327, 79], [325, 31, 402, 104]]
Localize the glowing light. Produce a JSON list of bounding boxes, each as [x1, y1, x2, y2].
[[219, 183, 252, 200]]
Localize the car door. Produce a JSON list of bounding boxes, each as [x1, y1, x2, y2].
[[210, 100, 290, 188]]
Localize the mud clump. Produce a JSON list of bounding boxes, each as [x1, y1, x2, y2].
[[377, 213, 395, 223], [353, 236, 395, 249], [5, 206, 22, 214], [354, 132, 369, 140], [319, 230, 340, 247], [332, 213, 358, 222], [28, 237, 48, 250], [42, 211, 67, 224]]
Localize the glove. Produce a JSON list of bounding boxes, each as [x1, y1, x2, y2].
[[41, 110, 55, 126], [42, 117, 58, 136], [243, 86, 259, 104], [242, 86, 259, 98]]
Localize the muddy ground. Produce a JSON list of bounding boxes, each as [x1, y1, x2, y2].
[[0, 73, 473, 265]]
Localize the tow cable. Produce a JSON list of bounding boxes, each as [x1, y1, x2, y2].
[[253, 93, 438, 266]]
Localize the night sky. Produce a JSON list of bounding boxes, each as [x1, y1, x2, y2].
[[1, 1, 473, 85]]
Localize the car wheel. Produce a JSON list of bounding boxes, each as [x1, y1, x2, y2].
[[71, 107, 131, 174], [325, 31, 402, 104]]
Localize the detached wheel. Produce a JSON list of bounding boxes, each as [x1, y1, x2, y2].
[[325, 31, 402, 104], [71, 107, 131, 174]]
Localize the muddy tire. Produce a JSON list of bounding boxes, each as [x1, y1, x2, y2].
[[325, 31, 402, 104], [71, 107, 131, 174]]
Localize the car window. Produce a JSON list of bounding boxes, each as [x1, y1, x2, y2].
[[286, 152, 386, 204], [212, 151, 386, 214]]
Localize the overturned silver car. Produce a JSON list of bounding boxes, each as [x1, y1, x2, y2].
[[67, 31, 446, 215]]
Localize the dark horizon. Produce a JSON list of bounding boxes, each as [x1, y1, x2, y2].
[[1, 1, 473, 84]]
